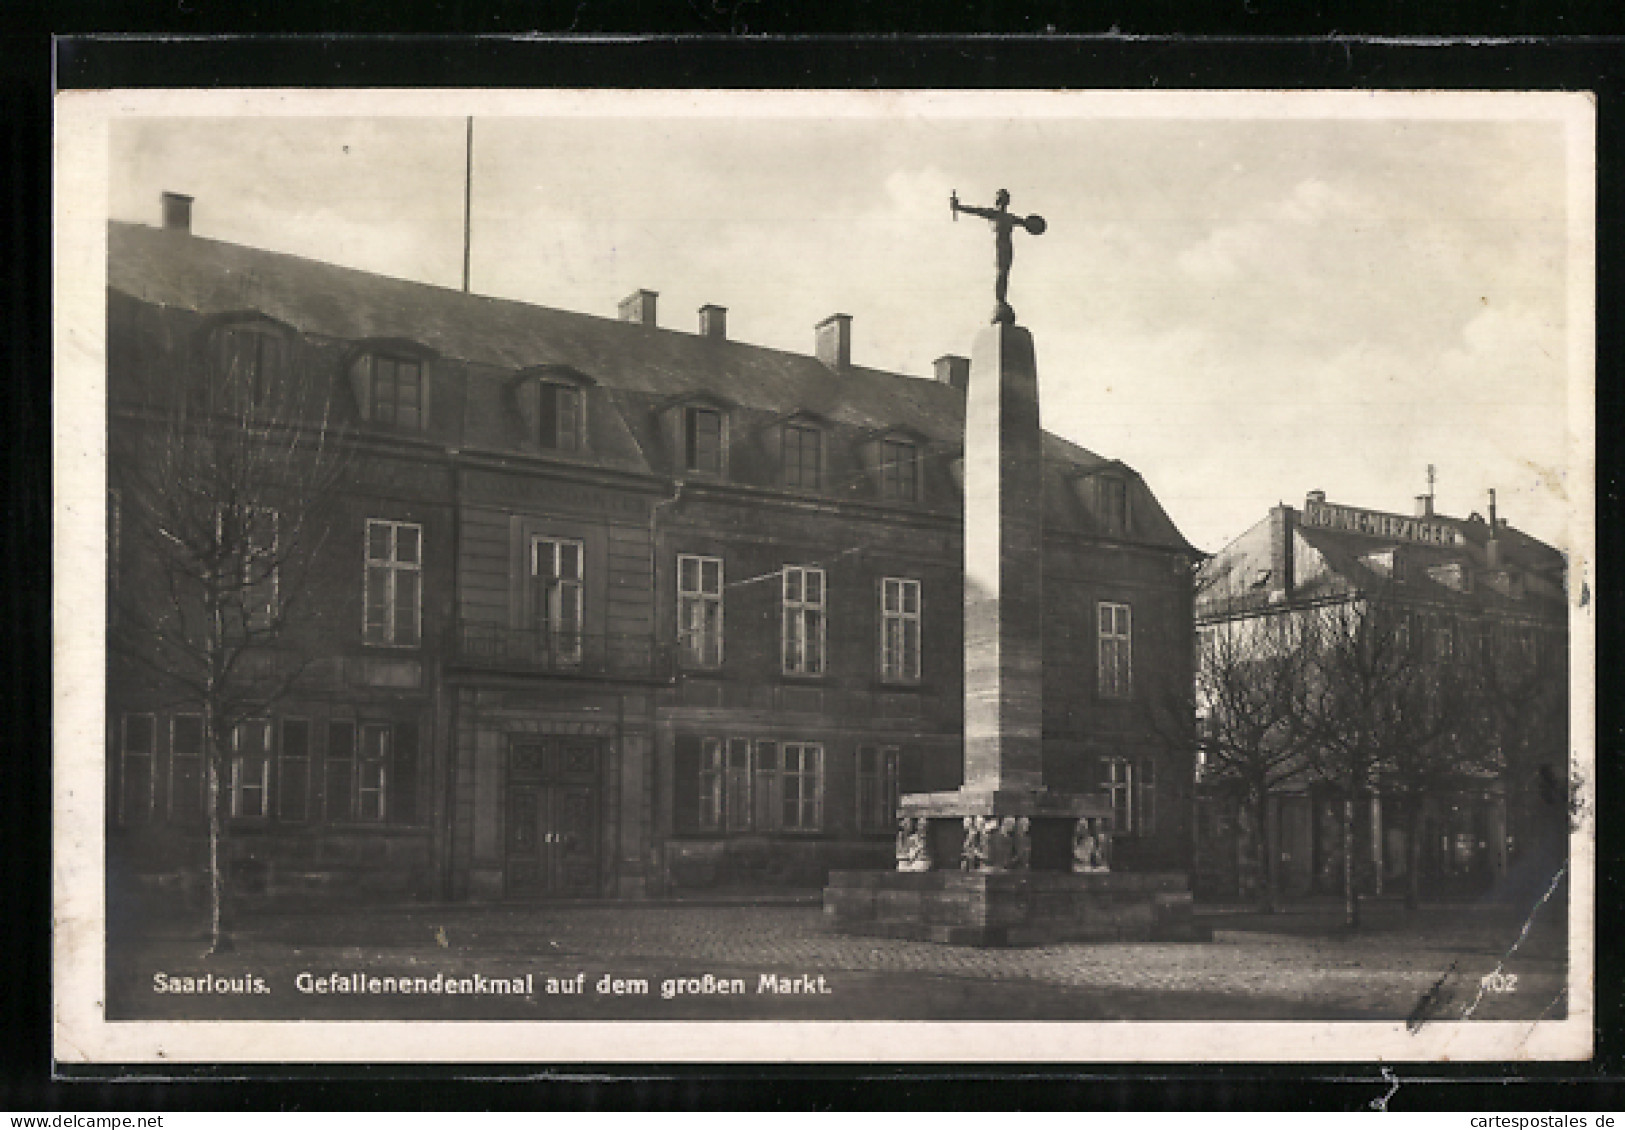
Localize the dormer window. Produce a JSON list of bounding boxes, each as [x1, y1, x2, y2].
[[686, 406, 725, 473], [212, 322, 288, 414], [515, 367, 591, 454], [538, 382, 582, 452], [1100, 475, 1129, 534], [660, 394, 734, 479], [369, 356, 424, 429], [1427, 561, 1472, 593], [350, 346, 432, 432], [880, 438, 918, 502], [783, 422, 823, 489]]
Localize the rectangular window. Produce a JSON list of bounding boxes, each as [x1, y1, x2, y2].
[[169, 715, 204, 823], [371, 356, 424, 430], [1101, 476, 1128, 533], [724, 738, 753, 833], [782, 566, 826, 676], [1105, 758, 1133, 834], [364, 519, 422, 647], [279, 717, 310, 822], [753, 740, 779, 830], [532, 537, 584, 666], [781, 743, 824, 831], [539, 383, 582, 452], [880, 439, 918, 502], [1135, 758, 1157, 837], [118, 713, 155, 826], [857, 744, 900, 833], [685, 406, 724, 473], [678, 554, 724, 668], [325, 720, 356, 823], [697, 737, 724, 831], [1098, 601, 1133, 699], [230, 719, 271, 818], [783, 424, 821, 488], [880, 577, 922, 684], [358, 723, 390, 822]]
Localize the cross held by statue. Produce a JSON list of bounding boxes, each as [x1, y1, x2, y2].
[[950, 188, 1047, 324]]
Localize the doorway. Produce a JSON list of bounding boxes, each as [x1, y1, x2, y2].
[[505, 737, 601, 898]]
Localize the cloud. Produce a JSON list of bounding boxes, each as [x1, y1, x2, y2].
[[1176, 177, 1354, 284]]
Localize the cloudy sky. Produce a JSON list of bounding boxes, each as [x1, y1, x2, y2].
[[104, 92, 1587, 554]]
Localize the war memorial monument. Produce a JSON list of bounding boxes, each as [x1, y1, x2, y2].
[[823, 191, 1201, 945]]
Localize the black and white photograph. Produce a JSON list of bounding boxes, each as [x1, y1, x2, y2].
[[53, 88, 1594, 1062]]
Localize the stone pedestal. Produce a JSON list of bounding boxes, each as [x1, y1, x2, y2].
[[823, 870, 1207, 946]]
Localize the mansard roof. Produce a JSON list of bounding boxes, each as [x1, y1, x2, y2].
[[108, 220, 1195, 553]]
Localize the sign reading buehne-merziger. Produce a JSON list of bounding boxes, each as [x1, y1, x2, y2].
[[1301, 500, 1464, 548]]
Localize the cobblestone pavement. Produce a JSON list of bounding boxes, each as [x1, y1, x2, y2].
[[209, 900, 1567, 1021]]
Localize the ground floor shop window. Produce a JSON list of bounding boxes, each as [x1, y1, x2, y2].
[[279, 718, 310, 822], [230, 720, 271, 819], [118, 713, 155, 826], [679, 735, 825, 833], [1103, 756, 1157, 836], [856, 744, 899, 833], [326, 717, 419, 824], [169, 715, 204, 823]]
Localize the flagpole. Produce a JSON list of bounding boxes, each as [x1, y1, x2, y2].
[[462, 116, 473, 293]]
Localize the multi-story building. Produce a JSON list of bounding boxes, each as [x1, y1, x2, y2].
[[1192, 489, 1569, 901], [105, 199, 1200, 906]]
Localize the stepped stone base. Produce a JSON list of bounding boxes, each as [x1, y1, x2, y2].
[[823, 869, 1208, 947]]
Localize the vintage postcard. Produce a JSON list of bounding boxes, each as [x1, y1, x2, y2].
[[54, 88, 1594, 1063]]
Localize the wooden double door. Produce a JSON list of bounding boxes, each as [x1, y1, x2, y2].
[[505, 737, 601, 898]]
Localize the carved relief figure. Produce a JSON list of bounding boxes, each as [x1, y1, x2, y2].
[[1073, 817, 1109, 872], [896, 816, 932, 872], [1010, 816, 1032, 871], [961, 815, 989, 870]]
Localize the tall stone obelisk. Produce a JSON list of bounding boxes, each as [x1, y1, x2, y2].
[[961, 320, 1045, 799]]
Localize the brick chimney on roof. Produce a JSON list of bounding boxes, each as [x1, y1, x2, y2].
[[618, 289, 658, 327], [699, 304, 727, 341], [161, 191, 193, 234], [815, 314, 851, 371], [933, 354, 970, 391]]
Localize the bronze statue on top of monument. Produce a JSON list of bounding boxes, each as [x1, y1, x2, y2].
[[950, 188, 1047, 324]]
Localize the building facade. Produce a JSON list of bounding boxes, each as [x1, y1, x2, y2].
[[1192, 489, 1569, 902], [106, 206, 1199, 906]]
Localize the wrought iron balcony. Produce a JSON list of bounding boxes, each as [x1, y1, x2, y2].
[[451, 622, 669, 680]]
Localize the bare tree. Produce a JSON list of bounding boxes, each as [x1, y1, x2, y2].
[[1295, 594, 1414, 929], [109, 323, 349, 952], [1369, 608, 1496, 909], [1473, 619, 1570, 892], [1187, 598, 1312, 913]]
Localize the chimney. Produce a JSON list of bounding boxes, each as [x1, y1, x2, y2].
[[698, 304, 727, 341], [160, 191, 193, 234], [618, 289, 659, 327], [1415, 494, 1434, 518], [815, 313, 852, 371], [933, 354, 971, 391], [1486, 488, 1502, 568]]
